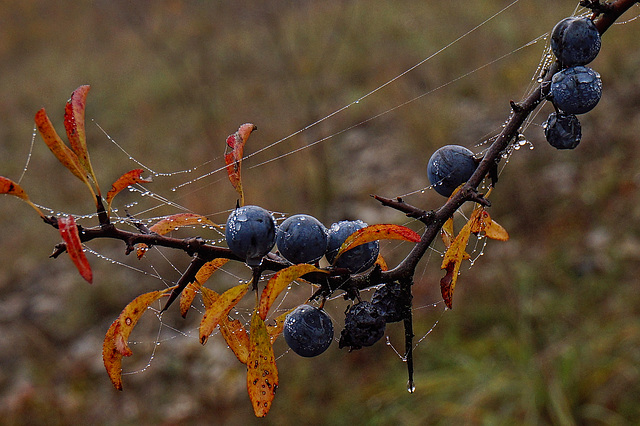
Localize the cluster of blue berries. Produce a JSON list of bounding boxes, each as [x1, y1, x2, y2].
[[545, 16, 602, 149], [225, 205, 386, 357]]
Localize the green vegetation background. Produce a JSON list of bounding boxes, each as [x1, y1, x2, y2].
[[1, 1, 639, 424]]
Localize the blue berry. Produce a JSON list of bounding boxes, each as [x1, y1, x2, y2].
[[427, 145, 477, 197], [551, 16, 601, 67], [544, 112, 582, 150], [549, 66, 602, 115], [339, 301, 386, 350], [371, 282, 405, 323], [283, 304, 334, 357], [225, 205, 276, 266], [325, 220, 379, 273], [276, 214, 328, 264]]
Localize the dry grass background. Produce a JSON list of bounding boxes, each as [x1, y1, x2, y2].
[[0, 1, 639, 424]]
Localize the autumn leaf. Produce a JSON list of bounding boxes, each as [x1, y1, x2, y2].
[[105, 169, 152, 212], [470, 208, 509, 241], [35, 108, 96, 200], [246, 310, 278, 417], [374, 253, 389, 271], [220, 316, 250, 364], [334, 224, 421, 263], [58, 215, 93, 284], [179, 258, 229, 318], [258, 264, 326, 320], [441, 217, 454, 248], [225, 123, 257, 206], [102, 289, 170, 390], [135, 213, 221, 259], [64, 85, 100, 195], [0, 176, 44, 217], [439, 217, 473, 309], [199, 283, 249, 345]]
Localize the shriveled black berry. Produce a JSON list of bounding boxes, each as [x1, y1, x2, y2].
[[339, 301, 386, 350], [371, 282, 407, 323]]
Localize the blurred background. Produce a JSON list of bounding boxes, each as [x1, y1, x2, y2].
[[1, 0, 639, 424]]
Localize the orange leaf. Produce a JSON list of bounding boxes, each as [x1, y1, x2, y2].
[[102, 289, 169, 390], [179, 259, 229, 318], [470, 208, 509, 241], [247, 310, 278, 417], [258, 264, 326, 320], [334, 224, 421, 262], [374, 253, 389, 271], [106, 169, 152, 211], [220, 316, 250, 364], [199, 283, 249, 345], [266, 308, 295, 345], [64, 85, 99, 194], [441, 217, 454, 248], [0, 176, 44, 217], [135, 214, 221, 259], [58, 215, 93, 284], [224, 123, 256, 206], [35, 108, 95, 198], [439, 218, 473, 309]]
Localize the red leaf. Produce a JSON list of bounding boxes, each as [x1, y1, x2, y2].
[[102, 289, 169, 390], [334, 224, 421, 263], [64, 85, 99, 194], [106, 169, 152, 211], [247, 310, 278, 417], [0, 176, 44, 217], [224, 123, 256, 206], [58, 215, 93, 284]]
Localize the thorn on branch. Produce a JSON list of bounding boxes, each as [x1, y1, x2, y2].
[[50, 243, 66, 258], [580, 0, 616, 16], [463, 188, 491, 207], [510, 100, 524, 113]]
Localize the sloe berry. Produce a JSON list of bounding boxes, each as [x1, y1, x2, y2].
[[325, 220, 379, 273], [339, 301, 386, 350], [371, 282, 406, 323], [549, 66, 602, 115], [427, 145, 478, 197], [283, 304, 334, 357], [551, 16, 601, 67], [225, 205, 276, 266], [276, 214, 328, 264], [544, 112, 582, 150]]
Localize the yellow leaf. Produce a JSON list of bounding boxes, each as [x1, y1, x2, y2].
[[246, 310, 278, 417], [102, 289, 169, 390], [220, 316, 250, 364], [179, 282, 199, 318], [258, 264, 325, 320], [199, 283, 249, 345], [470, 208, 509, 241], [441, 217, 454, 248], [334, 224, 420, 263], [179, 259, 228, 318], [439, 218, 473, 309], [266, 308, 295, 345]]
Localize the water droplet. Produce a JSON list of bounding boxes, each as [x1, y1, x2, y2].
[[407, 380, 416, 393]]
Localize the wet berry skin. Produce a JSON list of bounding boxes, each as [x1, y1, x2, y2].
[[371, 282, 406, 323], [276, 214, 328, 264], [427, 145, 477, 197], [544, 112, 582, 150], [549, 66, 602, 115], [551, 16, 601, 67], [283, 304, 334, 357], [339, 301, 386, 350], [325, 220, 379, 273], [225, 205, 276, 267]]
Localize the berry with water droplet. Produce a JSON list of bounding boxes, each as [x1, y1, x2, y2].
[[551, 16, 601, 67], [325, 220, 379, 273], [549, 66, 602, 115], [225, 205, 276, 266], [283, 304, 334, 357], [543, 112, 582, 149], [276, 214, 328, 264], [371, 282, 406, 323], [339, 301, 386, 350], [427, 145, 478, 197]]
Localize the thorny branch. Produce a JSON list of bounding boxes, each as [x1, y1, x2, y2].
[[44, 0, 639, 305]]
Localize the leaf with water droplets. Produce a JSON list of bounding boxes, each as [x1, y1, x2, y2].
[[258, 264, 325, 320], [266, 308, 295, 345], [334, 224, 420, 263], [247, 310, 278, 417], [58, 215, 92, 284], [179, 258, 229, 318], [225, 123, 256, 206], [220, 316, 250, 364], [199, 283, 249, 345], [102, 288, 170, 390], [439, 217, 473, 309], [470, 208, 509, 241], [106, 169, 152, 212]]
